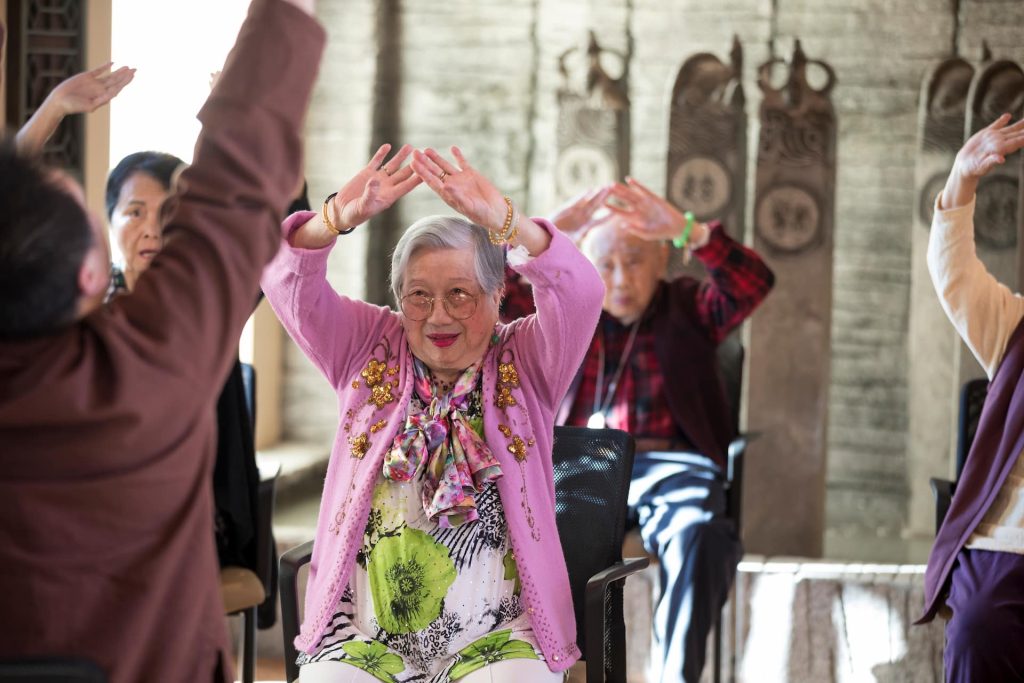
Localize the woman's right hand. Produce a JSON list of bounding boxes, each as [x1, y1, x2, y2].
[[942, 114, 1024, 210], [290, 143, 421, 249]]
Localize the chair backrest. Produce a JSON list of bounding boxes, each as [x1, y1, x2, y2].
[[0, 658, 106, 682], [956, 378, 988, 479], [240, 361, 256, 428], [716, 335, 745, 433], [551, 426, 636, 673]]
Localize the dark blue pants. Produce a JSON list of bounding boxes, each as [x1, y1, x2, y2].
[[944, 548, 1024, 682], [627, 452, 743, 683]]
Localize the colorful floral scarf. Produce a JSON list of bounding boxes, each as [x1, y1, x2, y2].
[[383, 357, 503, 528]]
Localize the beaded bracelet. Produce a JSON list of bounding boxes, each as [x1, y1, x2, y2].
[[488, 196, 517, 246], [322, 192, 356, 236], [672, 210, 695, 249]]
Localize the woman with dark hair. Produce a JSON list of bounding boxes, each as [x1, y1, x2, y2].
[[104, 151, 186, 295]]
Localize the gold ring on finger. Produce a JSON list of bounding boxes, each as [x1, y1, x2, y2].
[[438, 170, 448, 181]]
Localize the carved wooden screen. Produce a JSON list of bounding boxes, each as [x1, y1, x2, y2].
[[665, 37, 746, 242], [745, 41, 837, 556], [4, 0, 85, 174], [907, 56, 977, 540], [554, 31, 630, 203]]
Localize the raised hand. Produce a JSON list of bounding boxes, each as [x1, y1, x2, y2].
[[411, 146, 552, 257], [50, 62, 135, 115], [605, 178, 710, 247], [943, 114, 1024, 210], [16, 63, 135, 155], [411, 147, 508, 230], [549, 184, 615, 240], [330, 143, 422, 229], [955, 114, 1024, 179]]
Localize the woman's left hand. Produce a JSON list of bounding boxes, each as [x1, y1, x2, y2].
[[606, 178, 710, 248], [412, 146, 552, 256], [411, 147, 508, 229]]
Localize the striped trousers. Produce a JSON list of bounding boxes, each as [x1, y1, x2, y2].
[[627, 452, 743, 683]]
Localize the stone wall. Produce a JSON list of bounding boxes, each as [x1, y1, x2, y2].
[[283, 0, 1024, 560]]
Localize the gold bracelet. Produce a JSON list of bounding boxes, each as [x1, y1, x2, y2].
[[322, 192, 355, 236], [488, 196, 515, 246]]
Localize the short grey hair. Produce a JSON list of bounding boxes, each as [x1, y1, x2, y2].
[[390, 215, 507, 304]]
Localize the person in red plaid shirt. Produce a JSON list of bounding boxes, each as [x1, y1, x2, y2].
[[501, 178, 774, 683]]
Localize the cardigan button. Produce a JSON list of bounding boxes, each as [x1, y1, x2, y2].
[[528, 607, 534, 615], [553, 655, 560, 662]]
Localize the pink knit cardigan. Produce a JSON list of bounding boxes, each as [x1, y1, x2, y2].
[[261, 213, 604, 672]]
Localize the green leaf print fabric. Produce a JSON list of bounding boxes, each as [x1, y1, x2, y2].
[[340, 641, 406, 682], [448, 629, 540, 680], [368, 526, 457, 633]]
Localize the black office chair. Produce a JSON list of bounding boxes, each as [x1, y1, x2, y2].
[[930, 378, 989, 533], [0, 658, 106, 682], [279, 426, 647, 683]]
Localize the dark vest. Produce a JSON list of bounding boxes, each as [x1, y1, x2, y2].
[[556, 279, 735, 467], [919, 317, 1024, 623]]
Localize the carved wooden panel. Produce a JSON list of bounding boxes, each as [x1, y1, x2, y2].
[[906, 56, 977, 542], [554, 31, 630, 202], [745, 41, 837, 557], [965, 60, 1024, 256], [4, 0, 85, 173], [666, 36, 746, 241]]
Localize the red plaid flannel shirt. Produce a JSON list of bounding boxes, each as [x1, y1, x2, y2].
[[501, 224, 773, 441]]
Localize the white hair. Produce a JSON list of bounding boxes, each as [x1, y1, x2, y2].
[[390, 215, 506, 303]]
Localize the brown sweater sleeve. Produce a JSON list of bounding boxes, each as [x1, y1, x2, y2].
[[109, 0, 326, 386]]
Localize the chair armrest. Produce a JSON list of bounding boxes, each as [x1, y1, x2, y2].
[[583, 557, 650, 683], [280, 540, 314, 683], [930, 477, 956, 536]]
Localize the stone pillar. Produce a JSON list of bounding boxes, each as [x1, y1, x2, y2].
[[906, 56, 976, 553], [745, 41, 837, 557]]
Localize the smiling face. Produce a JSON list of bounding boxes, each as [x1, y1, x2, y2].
[[401, 247, 501, 383], [109, 171, 168, 281], [581, 219, 669, 325]]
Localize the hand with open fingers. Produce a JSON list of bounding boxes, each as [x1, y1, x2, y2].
[[330, 143, 422, 230], [549, 184, 615, 239], [954, 113, 1024, 181], [410, 147, 507, 230], [50, 62, 136, 115], [603, 178, 703, 244]]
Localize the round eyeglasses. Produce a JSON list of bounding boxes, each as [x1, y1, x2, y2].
[[400, 289, 479, 321]]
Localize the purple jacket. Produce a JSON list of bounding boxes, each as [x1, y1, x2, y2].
[[261, 214, 604, 671], [919, 318, 1024, 622]]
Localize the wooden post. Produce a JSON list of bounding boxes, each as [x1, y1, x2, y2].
[[554, 31, 630, 203], [744, 41, 837, 557], [665, 36, 747, 243], [906, 56, 977, 550]]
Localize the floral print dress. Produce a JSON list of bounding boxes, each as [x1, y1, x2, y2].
[[299, 363, 546, 683]]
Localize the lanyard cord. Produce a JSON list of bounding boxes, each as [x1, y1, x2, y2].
[[592, 320, 642, 422]]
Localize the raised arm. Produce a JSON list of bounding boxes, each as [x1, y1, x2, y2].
[[16, 63, 134, 155], [261, 144, 421, 386], [110, 0, 325, 387], [410, 146, 604, 405], [928, 113, 1024, 378], [607, 178, 774, 342]]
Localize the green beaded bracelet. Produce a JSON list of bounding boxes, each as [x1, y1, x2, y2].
[[672, 211, 695, 249]]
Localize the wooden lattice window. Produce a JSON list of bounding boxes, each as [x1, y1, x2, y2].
[[5, 0, 85, 174]]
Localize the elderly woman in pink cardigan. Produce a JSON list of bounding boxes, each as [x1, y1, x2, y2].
[[262, 143, 604, 683]]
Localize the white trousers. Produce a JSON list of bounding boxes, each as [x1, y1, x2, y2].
[[299, 658, 564, 683]]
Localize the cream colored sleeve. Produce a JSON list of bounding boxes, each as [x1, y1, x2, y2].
[[927, 193, 1024, 378]]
